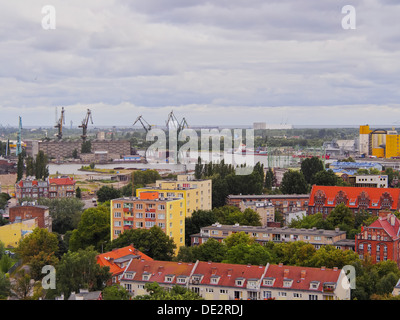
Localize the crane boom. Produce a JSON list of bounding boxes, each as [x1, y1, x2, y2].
[[133, 115, 152, 132], [79, 108, 93, 141], [54, 107, 65, 140]]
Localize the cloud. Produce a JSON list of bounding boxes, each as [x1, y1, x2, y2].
[[0, 0, 399, 127]]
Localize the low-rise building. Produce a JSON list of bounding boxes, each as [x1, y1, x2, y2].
[[355, 210, 400, 266], [48, 176, 76, 198], [15, 176, 76, 200], [308, 185, 400, 218], [97, 245, 153, 284], [8, 202, 51, 231], [238, 200, 275, 225], [190, 223, 354, 251], [120, 259, 351, 300], [0, 218, 37, 248]]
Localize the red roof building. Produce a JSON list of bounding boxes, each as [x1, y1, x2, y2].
[[96, 245, 153, 284], [355, 211, 400, 266], [119, 259, 350, 300], [48, 177, 76, 198], [15, 176, 76, 200], [308, 185, 400, 218]]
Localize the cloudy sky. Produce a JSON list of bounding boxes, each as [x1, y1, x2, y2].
[[0, 0, 400, 128]]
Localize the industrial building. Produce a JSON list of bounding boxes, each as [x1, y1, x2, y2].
[[359, 124, 400, 158]]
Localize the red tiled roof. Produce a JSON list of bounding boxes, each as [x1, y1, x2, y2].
[[368, 214, 400, 240], [97, 245, 153, 276], [123, 259, 196, 284], [263, 264, 341, 292], [49, 177, 76, 185], [309, 185, 400, 209]]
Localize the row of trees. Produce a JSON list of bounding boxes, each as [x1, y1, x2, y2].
[[194, 159, 265, 207], [16, 150, 49, 182]]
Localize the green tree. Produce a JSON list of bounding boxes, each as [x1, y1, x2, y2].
[[185, 210, 217, 246], [134, 282, 203, 300], [102, 284, 131, 300], [35, 150, 49, 180], [311, 169, 339, 186], [16, 153, 24, 182], [106, 226, 176, 261], [300, 157, 324, 184], [0, 272, 11, 299], [81, 140, 92, 154], [280, 170, 308, 194], [96, 186, 121, 203], [68, 206, 110, 252], [55, 246, 111, 299], [75, 187, 82, 199]]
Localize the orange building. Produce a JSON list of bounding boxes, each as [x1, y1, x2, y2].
[[96, 245, 153, 284]]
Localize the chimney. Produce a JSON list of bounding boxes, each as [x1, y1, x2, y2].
[[283, 269, 289, 278], [158, 266, 164, 273], [300, 270, 306, 279], [379, 210, 390, 220], [278, 263, 283, 267], [321, 266, 325, 271], [211, 267, 217, 275], [333, 267, 338, 271], [390, 214, 396, 226], [143, 265, 150, 272], [109, 258, 114, 265], [227, 269, 233, 276]]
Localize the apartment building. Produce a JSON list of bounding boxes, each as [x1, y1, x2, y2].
[[308, 185, 400, 218], [110, 191, 185, 253], [136, 175, 212, 218], [0, 218, 37, 248], [15, 176, 76, 200], [119, 259, 351, 300], [190, 223, 354, 251], [227, 194, 309, 215], [48, 176, 76, 198], [355, 211, 400, 266]]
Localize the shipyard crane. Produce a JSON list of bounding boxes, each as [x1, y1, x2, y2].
[[133, 115, 152, 132], [16, 116, 22, 156], [79, 108, 93, 141], [54, 107, 65, 140], [166, 111, 189, 134]]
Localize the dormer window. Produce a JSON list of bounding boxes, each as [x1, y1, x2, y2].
[[283, 279, 293, 288], [210, 276, 220, 284], [177, 276, 187, 284], [192, 274, 203, 284], [165, 275, 175, 283], [142, 273, 151, 281], [263, 278, 275, 286], [310, 281, 320, 290], [125, 272, 134, 279], [235, 278, 245, 287]]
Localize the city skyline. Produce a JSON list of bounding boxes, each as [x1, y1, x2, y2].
[[1, 1, 400, 127]]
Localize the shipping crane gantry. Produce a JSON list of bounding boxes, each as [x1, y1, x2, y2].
[[79, 108, 93, 141], [54, 107, 65, 140], [166, 111, 189, 134], [133, 115, 152, 132]]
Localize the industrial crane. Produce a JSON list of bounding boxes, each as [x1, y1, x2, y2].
[[16, 116, 22, 156], [166, 111, 189, 134], [79, 108, 93, 141], [54, 107, 65, 140], [133, 115, 152, 132]]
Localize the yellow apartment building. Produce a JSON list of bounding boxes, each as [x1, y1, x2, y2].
[[136, 175, 212, 217], [110, 191, 185, 253], [0, 218, 37, 248]]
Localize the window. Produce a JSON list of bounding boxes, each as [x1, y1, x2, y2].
[[263, 291, 272, 299], [136, 204, 143, 209], [114, 212, 121, 218], [263, 278, 275, 286], [309, 294, 318, 300], [136, 212, 143, 219], [235, 279, 244, 286]]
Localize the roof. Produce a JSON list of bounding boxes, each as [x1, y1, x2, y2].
[[263, 264, 342, 292], [122, 259, 343, 293], [367, 214, 400, 240], [308, 185, 400, 209], [97, 245, 153, 276], [48, 177, 76, 185]]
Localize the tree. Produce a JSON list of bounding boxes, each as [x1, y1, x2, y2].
[[102, 284, 130, 300], [38, 197, 84, 234], [15, 228, 59, 265], [75, 187, 82, 199], [280, 170, 308, 194], [55, 246, 111, 299], [300, 157, 324, 184], [106, 226, 176, 261], [185, 210, 217, 246], [68, 206, 110, 252], [35, 150, 49, 180], [12, 269, 33, 300], [96, 186, 121, 203], [311, 169, 339, 186], [81, 140, 91, 154], [16, 153, 24, 182], [0, 272, 11, 299], [134, 282, 203, 300], [326, 203, 355, 236], [265, 168, 276, 190]]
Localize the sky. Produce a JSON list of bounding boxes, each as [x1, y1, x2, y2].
[[0, 0, 400, 128]]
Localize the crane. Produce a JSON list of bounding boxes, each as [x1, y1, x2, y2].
[[166, 111, 189, 134], [133, 115, 152, 132], [79, 108, 93, 141], [16, 116, 22, 156], [54, 107, 65, 140]]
